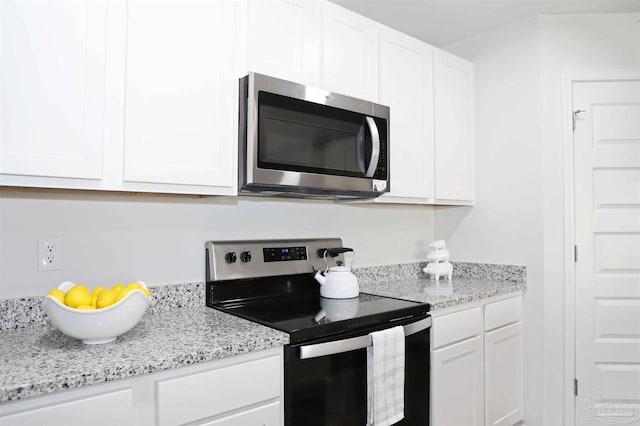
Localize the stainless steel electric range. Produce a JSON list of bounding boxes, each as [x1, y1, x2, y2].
[[205, 238, 431, 426]]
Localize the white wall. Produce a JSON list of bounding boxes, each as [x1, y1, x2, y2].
[[0, 189, 434, 298], [438, 17, 545, 426], [442, 12, 640, 426], [538, 13, 640, 425]]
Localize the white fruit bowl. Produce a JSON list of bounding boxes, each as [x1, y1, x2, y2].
[[42, 281, 151, 345]]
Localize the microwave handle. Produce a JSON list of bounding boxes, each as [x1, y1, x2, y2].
[[364, 116, 380, 178], [299, 317, 431, 360]]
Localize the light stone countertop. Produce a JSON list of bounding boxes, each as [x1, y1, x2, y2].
[[0, 261, 525, 405], [360, 277, 526, 310], [0, 306, 289, 403]]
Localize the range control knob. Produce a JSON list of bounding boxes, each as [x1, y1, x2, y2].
[[224, 252, 237, 264], [240, 251, 252, 263]]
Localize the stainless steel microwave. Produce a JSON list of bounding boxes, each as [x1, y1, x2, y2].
[[239, 72, 390, 199]]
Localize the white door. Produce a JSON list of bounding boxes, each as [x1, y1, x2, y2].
[[122, 0, 236, 193], [484, 322, 524, 426], [321, 2, 378, 101], [242, 0, 321, 86], [377, 27, 433, 203], [0, 0, 107, 181], [432, 336, 484, 426], [574, 80, 640, 425], [433, 49, 475, 204]]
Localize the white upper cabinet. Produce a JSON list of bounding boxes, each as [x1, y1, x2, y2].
[[433, 49, 475, 204], [321, 2, 378, 101], [377, 27, 434, 203], [122, 0, 236, 193], [0, 0, 107, 183], [241, 0, 321, 86], [0, 0, 475, 200]]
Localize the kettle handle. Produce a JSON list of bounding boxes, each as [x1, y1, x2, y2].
[[317, 247, 354, 258]]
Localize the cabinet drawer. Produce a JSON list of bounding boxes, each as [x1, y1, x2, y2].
[[433, 307, 483, 349], [484, 296, 523, 331], [157, 355, 280, 426], [0, 389, 133, 426], [199, 401, 280, 426]]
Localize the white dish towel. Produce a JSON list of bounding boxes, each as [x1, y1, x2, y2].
[[366, 325, 405, 426]]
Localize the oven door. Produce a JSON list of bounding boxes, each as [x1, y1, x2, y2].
[[284, 316, 430, 426]]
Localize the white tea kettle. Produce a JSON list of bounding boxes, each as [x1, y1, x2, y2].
[[314, 248, 359, 299]]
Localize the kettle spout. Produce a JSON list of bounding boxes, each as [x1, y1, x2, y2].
[[314, 271, 326, 285]]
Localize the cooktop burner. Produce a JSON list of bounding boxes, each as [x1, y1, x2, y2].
[[205, 238, 430, 343]]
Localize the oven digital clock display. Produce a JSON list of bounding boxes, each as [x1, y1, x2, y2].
[[263, 246, 307, 262]]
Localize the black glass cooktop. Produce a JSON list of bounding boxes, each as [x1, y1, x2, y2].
[[209, 287, 429, 343]]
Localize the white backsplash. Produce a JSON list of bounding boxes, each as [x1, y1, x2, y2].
[[0, 190, 435, 299]]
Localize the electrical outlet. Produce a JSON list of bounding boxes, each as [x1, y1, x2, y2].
[[38, 236, 63, 271]]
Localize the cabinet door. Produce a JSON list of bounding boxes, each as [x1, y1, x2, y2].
[[0, 389, 133, 426], [432, 336, 484, 426], [156, 354, 280, 426], [242, 0, 321, 86], [433, 49, 475, 204], [377, 27, 433, 203], [198, 401, 280, 426], [485, 322, 524, 426], [321, 2, 378, 101], [0, 0, 107, 182], [122, 0, 235, 193]]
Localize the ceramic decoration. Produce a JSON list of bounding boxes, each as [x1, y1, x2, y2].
[[423, 240, 453, 281]]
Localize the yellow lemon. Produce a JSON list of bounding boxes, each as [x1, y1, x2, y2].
[[76, 304, 96, 310], [47, 288, 65, 304], [64, 287, 92, 308], [125, 282, 142, 291], [73, 284, 90, 294], [141, 288, 151, 298], [116, 288, 132, 302], [111, 283, 124, 295], [96, 289, 117, 308], [91, 286, 106, 298], [91, 295, 98, 308]]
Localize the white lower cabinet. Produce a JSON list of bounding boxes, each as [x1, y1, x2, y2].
[[0, 348, 283, 426], [431, 294, 524, 426], [485, 322, 524, 426], [432, 336, 484, 426], [157, 354, 280, 426], [198, 401, 280, 426], [432, 306, 484, 426], [484, 296, 524, 426], [0, 389, 133, 426]]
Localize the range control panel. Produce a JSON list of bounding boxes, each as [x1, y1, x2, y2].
[[206, 238, 344, 281], [263, 246, 307, 262]]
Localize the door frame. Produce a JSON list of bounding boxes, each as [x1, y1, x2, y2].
[[560, 70, 640, 426]]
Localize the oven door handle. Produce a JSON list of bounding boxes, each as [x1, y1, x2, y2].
[[299, 317, 431, 360]]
